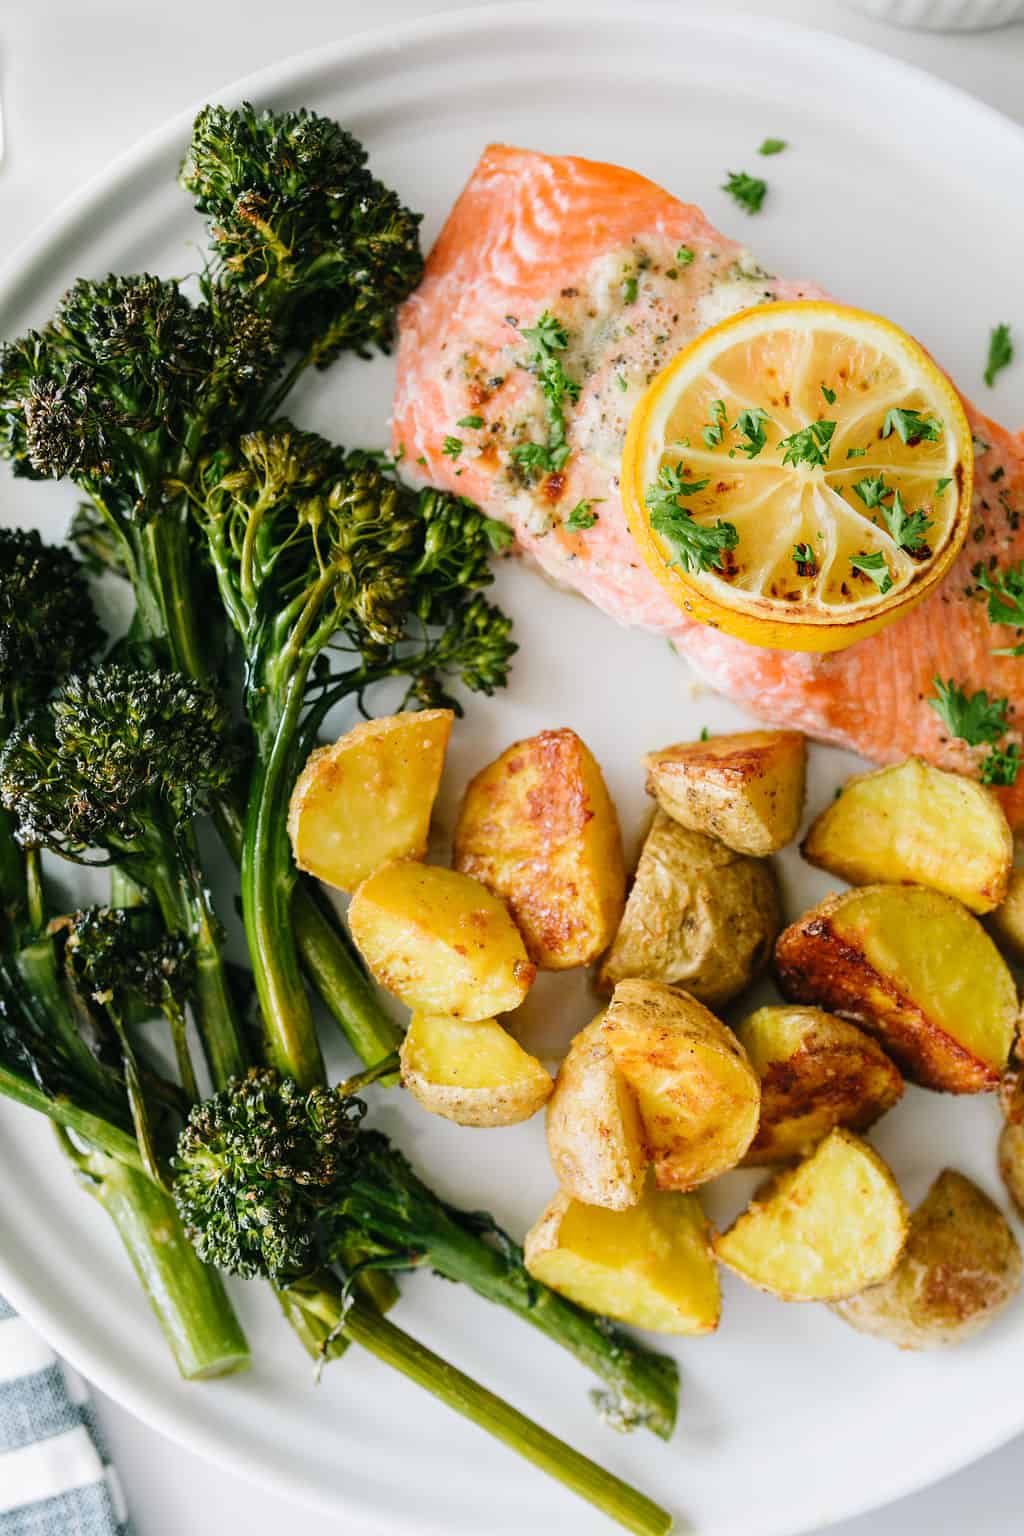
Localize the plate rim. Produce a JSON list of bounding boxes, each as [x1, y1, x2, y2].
[[2, 5, 1023, 1533]]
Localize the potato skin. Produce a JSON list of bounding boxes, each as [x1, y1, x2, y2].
[[999, 1067, 1024, 1216], [736, 1006, 904, 1165], [546, 1014, 647, 1210], [802, 756, 1011, 915], [603, 978, 760, 1191], [644, 729, 806, 856], [988, 868, 1024, 962], [599, 811, 781, 1007], [833, 1169, 1022, 1348], [348, 861, 535, 1020], [400, 1011, 552, 1128], [775, 886, 1017, 1093], [453, 728, 625, 970], [288, 710, 452, 892]]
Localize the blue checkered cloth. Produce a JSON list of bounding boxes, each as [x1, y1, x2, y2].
[[0, 1298, 130, 1535]]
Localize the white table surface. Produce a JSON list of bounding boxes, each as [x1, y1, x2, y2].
[[3, 1, 1023, 1532]]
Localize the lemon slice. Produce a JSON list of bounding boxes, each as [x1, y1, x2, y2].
[[622, 302, 973, 652]]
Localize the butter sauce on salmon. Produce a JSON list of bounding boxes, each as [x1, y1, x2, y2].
[[392, 144, 1024, 821]]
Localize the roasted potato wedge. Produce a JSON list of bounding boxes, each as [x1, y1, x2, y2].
[[714, 1129, 908, 1301], [775, 886, 1017, 1093], [833, 1169, 1022, 1347], [736, 1006, 904, 1165], [999, 1068, 1024, 1216], [988, 868, 1024, 962], [524, 1175, 720, 1336], [453, 728, 625, 970], [288, 710, 452, 892], [598, 811, 781, 1007], [603, 978, 760, 1191], [546, 1013, 647, 1210], [400, 1011, 552, 1127], [643, 729, 806, 856], [348, 862, 535, 1020], [802, 757, 1011, 915]]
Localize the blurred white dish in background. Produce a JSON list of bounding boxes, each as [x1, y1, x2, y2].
[[846, 0, 1024, 29]]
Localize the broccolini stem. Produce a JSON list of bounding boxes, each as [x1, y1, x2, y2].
[[277, 1284, 672, 1536], [290, 885, 403, 1069], [0, 1068, 143, 1168], [58, 1130, 250, 1380], [139, 511, 209, 682], [243, 675, 324, 1089], [23, 848, 45, 934]]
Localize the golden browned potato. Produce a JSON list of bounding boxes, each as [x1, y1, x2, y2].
[[348, 862, 535, 1020], [775, 886, 1017, 1093], [714, 1129, 908, 1301], [546, 1014, 647, 1211], [735, 1006, 904, 1165], [603, 978, 760, 1191], [802, 757, 1011, 915], [453, 728, 625, 970], [988, 868, 1024, 961], [643, 729, 806, 856], [598, 811, 781, 1007], [833, 1169, 1022, 1347], [524, 1175, 720, 1335], [288, 710, 452, 892], [999, 1067, 1024, 1216], [399, 1011, 552, 1127]]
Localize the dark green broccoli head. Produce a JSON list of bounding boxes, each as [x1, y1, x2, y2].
[[181, 103, 423, 360], [0, 529, 103, 721], [172, 1068, 364, 1280], [63, 905, 195, 1013], [0, 664, 240, 859], [408, 594, 516, 709]]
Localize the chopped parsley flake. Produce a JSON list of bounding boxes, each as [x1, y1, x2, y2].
[[702, 399, 728, 449], [881, 489, 932, 554], [676, 245, 695, 266], [457, 414, 485, 430], [779, 419, 836, 468], [759, 138, 788, 156], [821, 385, 836, 405], [936, 476, 952, 494], [646, 464, 737, 574], [793, 542, 817, 574], [722, 170, 767, 214], [514, 309, 581, 477], [977, 560, 1024, 642], [981, 743, 1021, 786], [699, 726, 710, 741], [930, 677, 1009, 745], [565, 499, 600, 531], [852, 474, 891, 510], [733, 407, 771, 459], [846, 447, 867, 459], [442, 435, 463, 460], [984, 323, 1013, 388], [849, 550, 893, 594], [881, 407, 943, 446], [622, 274, 639, 305]]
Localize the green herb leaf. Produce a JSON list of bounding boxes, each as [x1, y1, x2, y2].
[[881, 407, 943, 445], [646, 464, 738, 574], [622, 275, 638, 305], [980, 742, 1021, 786], [881, 490, 932, 554], [849, 550, 893, 594], [758, 138, 788, 156], [676, 245, 695, 266], [699, 726, 710, 741], [565, 499, 600, 531], [792, 542, 817, 573], [846, 447, 867, 459], [984, 323, 1013, 388], [733, 407, 771, 459], [929, 677, 1009, 745], [852, 474, 892, 509], [977, 560, 1024, 629], [936, 476, 952, 494], [515, 309, 581, 479], [779, 419, 836, 468], [457, 414, 485, 430], [821, 385, 836, 405], [722, 171, 767, 214], [702, 399, 728, 449], [442, 435, 463, 460]]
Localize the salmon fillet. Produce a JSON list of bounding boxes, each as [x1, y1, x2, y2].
[[392, 144, 1024, 821]]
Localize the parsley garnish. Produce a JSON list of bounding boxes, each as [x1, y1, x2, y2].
[[936, 476, 952, 494], [852, 474, 891, 509], [846, 446, 867, 459], [622, 274, 638, 305], [930, 677, 1009, 745], [881, 490, 931, 554], [676, 245, 695, 266], [821, 384, 836, 405], [699, 726, 710, 741], [759, 138, 788, 156], [723, 171, 767, 214], [457, 414, 484, 430], [793, 542, 817, 574], [514, 310, 581, 476], [849, 550, 892, 594], [779, 420, 836, 468], [981, 743, 1022, 786], [881, 407, 943, 446], [442, 435, 463, 460], [733, 407, 771, 459], [565, 499, 600, 531], [984, 323, 1013, 388], [702, 399, 728, 449], [977, 561, 1024, 652], [646, 464, 738, 574]]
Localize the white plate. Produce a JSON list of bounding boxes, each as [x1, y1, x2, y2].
[[1, 6, 1022, 1535]]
